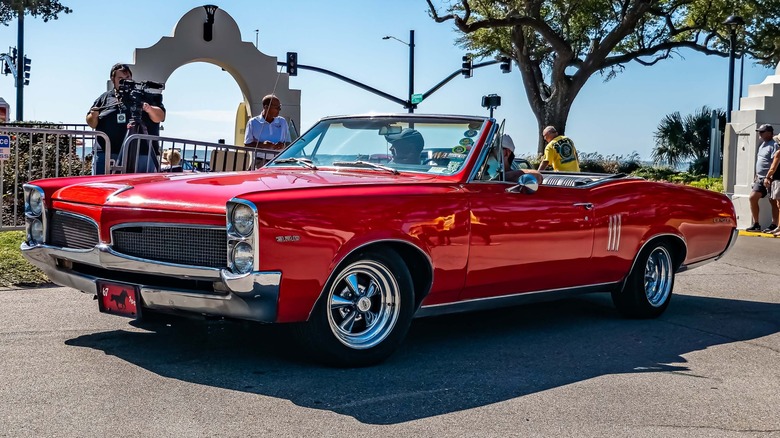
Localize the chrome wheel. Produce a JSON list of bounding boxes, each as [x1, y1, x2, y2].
[[644, 246, 672, 307], [326, 260, 401, 350], [612, 241, 676, 319]]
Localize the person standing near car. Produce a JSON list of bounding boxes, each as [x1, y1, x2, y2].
[[244, 94, 291, 165], [761, 133, 780, 235], [86, 63, 165, 175], [538, 126, 580, 172], [746, 124, 779, 232]]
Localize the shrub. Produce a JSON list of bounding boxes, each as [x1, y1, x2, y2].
[[688, 176, 724, 193], [518, 151, 642, 174]]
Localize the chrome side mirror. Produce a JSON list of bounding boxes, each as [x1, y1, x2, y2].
[[507, 172, 539, 194]]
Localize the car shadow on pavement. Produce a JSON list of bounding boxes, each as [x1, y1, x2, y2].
[[65, 293, 780, 425]]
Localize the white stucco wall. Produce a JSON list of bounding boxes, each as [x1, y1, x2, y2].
[[724, 61, 780, 228]]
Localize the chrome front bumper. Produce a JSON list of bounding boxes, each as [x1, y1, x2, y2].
[[21, 243, 281, 323]]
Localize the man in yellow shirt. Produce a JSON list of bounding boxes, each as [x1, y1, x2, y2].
[[538, 126, 580, 172]]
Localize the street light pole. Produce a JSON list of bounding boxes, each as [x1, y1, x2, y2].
[[16, 12, 24, 121], [724, 15, 744, 123], [382, 30, 415, 113], [408, 30, 415, 114]]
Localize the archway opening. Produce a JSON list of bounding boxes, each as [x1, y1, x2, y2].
[[160, 62, 244, 145]]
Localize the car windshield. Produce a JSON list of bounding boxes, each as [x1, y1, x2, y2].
[[267, 116, 487, 175]]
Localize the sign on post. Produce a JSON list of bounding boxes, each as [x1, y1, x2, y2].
[[0, 134, 10, 160], [411, 93, 423, 105]]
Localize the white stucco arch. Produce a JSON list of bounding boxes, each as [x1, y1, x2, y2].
[[113, 5, 300, 146]]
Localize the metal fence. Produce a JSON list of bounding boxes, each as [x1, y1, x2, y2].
[[0, 125, 109, 230], [117, 134, 280, 174], [0, 125, 282, 230]]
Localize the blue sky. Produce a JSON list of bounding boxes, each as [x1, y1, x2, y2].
[[0, 0, 775, 160]]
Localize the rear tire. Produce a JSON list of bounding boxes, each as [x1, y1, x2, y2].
[[612, 242, 674, 318], [293, 249, 414, 367]]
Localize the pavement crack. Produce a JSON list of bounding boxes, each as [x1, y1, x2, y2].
[[661, 320, 780, 355], [707, 261, 780, 277], [651, 424, 780, 433]]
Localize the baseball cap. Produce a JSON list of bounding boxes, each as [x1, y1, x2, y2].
[[757, 124, 774, 133], [501, 134, 515, 153], [386, 128, 424, 149]]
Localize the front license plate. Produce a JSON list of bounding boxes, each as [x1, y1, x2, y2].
[[97, 281, 140, 318]]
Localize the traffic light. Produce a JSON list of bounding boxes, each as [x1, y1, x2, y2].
[[2, 57, 10, 75], [23, 56, 31, 85], [461, 55, 472, 78], [500, 57, 511, 74], [286, 52, 298, 76], [11, 47, 17, 64]]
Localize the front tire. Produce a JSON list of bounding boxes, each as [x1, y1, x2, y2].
[[293, 249, 414, 367], [612, 242, 675, 318]]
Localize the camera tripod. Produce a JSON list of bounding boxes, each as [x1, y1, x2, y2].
[[114, 107, 160, 174]]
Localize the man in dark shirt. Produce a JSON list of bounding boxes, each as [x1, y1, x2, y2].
[[86, 63, 165, 174], [386, 128, 424, 164]]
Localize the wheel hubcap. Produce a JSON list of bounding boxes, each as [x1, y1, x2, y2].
[[644, 246, 672, 307], [356, 296, 372, 312], [327, 260, 401, 349]]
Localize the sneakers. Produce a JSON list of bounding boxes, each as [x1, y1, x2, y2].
[[746, 223, 761, 232], [763, 224, 778, 233]]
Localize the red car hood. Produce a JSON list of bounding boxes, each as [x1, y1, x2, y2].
[[52, 169, 436, 213]]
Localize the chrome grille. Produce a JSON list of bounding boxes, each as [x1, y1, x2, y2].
[[49, 211, 99, 249], [112, 226, 227, 268]]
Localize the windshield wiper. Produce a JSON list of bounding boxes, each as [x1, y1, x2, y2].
[[272, 157, 318, 169], [331, 160, 400, 175]]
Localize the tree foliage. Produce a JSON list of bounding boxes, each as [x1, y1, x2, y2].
[[427, 0, 780, 152], [652, 106, 726, 174], [0, 0, 71, 25]]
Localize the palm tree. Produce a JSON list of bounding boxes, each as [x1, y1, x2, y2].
[[652, 106, 726, 174]]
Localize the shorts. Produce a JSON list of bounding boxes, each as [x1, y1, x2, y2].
[[771, 180, 780, 200], [752, 179, 768, 198]]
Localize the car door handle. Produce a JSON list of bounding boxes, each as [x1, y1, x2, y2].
[[573, 203, 593, 210]]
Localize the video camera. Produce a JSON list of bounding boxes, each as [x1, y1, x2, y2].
[[117, 79, 165, 120]]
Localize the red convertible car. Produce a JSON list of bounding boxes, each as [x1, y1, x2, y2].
[[21, 114, 737, 366]]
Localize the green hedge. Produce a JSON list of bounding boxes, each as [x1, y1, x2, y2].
[[518, 152, 725, 193]]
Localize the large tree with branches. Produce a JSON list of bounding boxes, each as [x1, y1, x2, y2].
[[427, 0, 780, 153], [0, 0, 71, 25]]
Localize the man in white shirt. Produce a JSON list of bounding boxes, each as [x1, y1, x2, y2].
[[244, 94, 291, 163]]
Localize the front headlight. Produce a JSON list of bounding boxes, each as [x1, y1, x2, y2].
[[231, 242, 254, 274], [29, 219, 44, 244], [28, 189, 43, 216], [231, 204, 254, 236]]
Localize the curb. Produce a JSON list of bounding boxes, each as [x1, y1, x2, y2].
[[738, 230, 780, 238]]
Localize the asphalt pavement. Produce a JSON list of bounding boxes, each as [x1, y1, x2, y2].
[[0, 235, 778, 437]]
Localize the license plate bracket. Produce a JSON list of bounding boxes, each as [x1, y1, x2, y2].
[[97, 281, 140, 318]]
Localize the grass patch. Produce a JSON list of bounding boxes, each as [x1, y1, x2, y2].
[[0, 231, 50, 287]]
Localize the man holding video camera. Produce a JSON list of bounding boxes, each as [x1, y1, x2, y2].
[[86, 63, 165, 175]]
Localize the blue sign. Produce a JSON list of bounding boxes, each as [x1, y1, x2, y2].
[[0, 134, 10, 160]]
